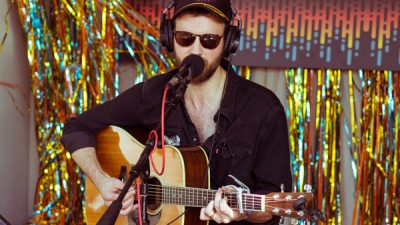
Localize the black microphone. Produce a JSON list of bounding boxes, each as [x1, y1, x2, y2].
[[167, 54, 205, 88]]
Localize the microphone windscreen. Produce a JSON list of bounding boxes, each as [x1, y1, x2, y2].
[[181, 54, 205, 78]]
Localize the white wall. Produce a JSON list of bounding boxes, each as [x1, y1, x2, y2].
[[0, 1, 38, 224]]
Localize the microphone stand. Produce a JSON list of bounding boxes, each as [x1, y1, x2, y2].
[[96, 77, 190, 225]]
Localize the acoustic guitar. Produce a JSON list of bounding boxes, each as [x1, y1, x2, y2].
[[85, 126, 318, 225]]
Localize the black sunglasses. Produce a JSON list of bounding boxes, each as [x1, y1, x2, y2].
[[174, 31, 223, 49]]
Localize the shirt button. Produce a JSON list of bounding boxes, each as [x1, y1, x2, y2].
[[193, 137, 197, 142]]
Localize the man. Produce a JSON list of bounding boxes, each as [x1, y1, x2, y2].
[[61, 0, 292, 224]]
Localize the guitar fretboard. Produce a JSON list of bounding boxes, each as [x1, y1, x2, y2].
[[154, 185, 264, 212]]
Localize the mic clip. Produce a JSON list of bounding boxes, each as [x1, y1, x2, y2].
[[167, 64, 191, 89]]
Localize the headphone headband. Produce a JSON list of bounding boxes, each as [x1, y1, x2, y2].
[[160, 0, 241, 58]]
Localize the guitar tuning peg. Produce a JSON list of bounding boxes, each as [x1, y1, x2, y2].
[[279, 216, 285, 224], [304, 208, 327, 222], [293, 185, 297, 193], [280, 183, 285, 193], [290, 218, 299, 225], [304, 184, 313, 193], [313, 209, 327, 221], [293, 197, 307, 210]]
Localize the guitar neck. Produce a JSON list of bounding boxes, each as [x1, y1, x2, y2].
[[150, 185, 264, 211], [149, 184, 315, 220]]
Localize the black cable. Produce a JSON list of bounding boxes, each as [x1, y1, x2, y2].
[[204, 55, 233, 187]]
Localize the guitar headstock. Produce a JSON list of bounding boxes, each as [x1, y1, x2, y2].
[[264, 185, 325, 222]]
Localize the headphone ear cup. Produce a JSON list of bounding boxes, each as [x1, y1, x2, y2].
[[223, 25, 241, 58], [160, 14, 174, 52], [165, 19, 174, 52], [230, 26, 241, 55], [160, 15, 168, 48]]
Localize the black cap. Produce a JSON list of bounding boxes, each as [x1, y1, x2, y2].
[[173, 0, 233, 22]]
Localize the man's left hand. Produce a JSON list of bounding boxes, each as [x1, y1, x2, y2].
[[199, 187, 246, 223]]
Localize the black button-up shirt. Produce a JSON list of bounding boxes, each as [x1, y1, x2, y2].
[[62, 62, 292, 225]]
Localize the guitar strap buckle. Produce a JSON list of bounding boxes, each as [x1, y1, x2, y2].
[[226, 175, 250, 214]]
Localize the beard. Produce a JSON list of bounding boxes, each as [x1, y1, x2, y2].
[[176, 53, 223, 84]]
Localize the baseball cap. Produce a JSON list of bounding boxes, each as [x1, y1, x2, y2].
[[173, 0, 233, 22]]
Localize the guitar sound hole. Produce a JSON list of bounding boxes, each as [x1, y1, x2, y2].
[[147, 177, 162, 211]]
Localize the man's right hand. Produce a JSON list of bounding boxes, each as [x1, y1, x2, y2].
[[98, 176, 137, 215], [71, 147, 137, 215]]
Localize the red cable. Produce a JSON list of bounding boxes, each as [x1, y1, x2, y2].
[[149, 85, 169, 175], [135, 177, 143, 225], [139, 85, 168, 225]]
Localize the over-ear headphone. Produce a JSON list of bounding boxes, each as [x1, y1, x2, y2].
[[160, 1, 242, 58]]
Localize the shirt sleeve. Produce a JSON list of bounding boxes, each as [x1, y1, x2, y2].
[[61, 82, 145, 153], [254, 104, 293, 194]]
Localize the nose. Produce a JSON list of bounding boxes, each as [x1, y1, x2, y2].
[[190, 37, 203, 55]]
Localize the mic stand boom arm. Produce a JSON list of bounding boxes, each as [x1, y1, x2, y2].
[[96, 78, 189, 225]]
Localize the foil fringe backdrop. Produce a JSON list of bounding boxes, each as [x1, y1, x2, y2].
[[351, 71, 400, 225], [13, 0, 173, 223], [286, 69, 400, 224], [286, 69, 342, 224], [6, 0, 399, 223]]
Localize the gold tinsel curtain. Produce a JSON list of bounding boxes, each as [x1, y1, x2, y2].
[[13, 0, 172, 223], [7, 0, 400, 224], [285, 69, 399, 225]]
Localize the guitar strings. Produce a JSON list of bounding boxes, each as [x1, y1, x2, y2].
[[144, 195, 303, 216], [139, 184, 305, 211], [146, 184, 306, 201], [145, 192, 307, 217], [147, 185, 303, 201]]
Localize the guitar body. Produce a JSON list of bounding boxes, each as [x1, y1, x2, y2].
[[85, 126, 210, 225]]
